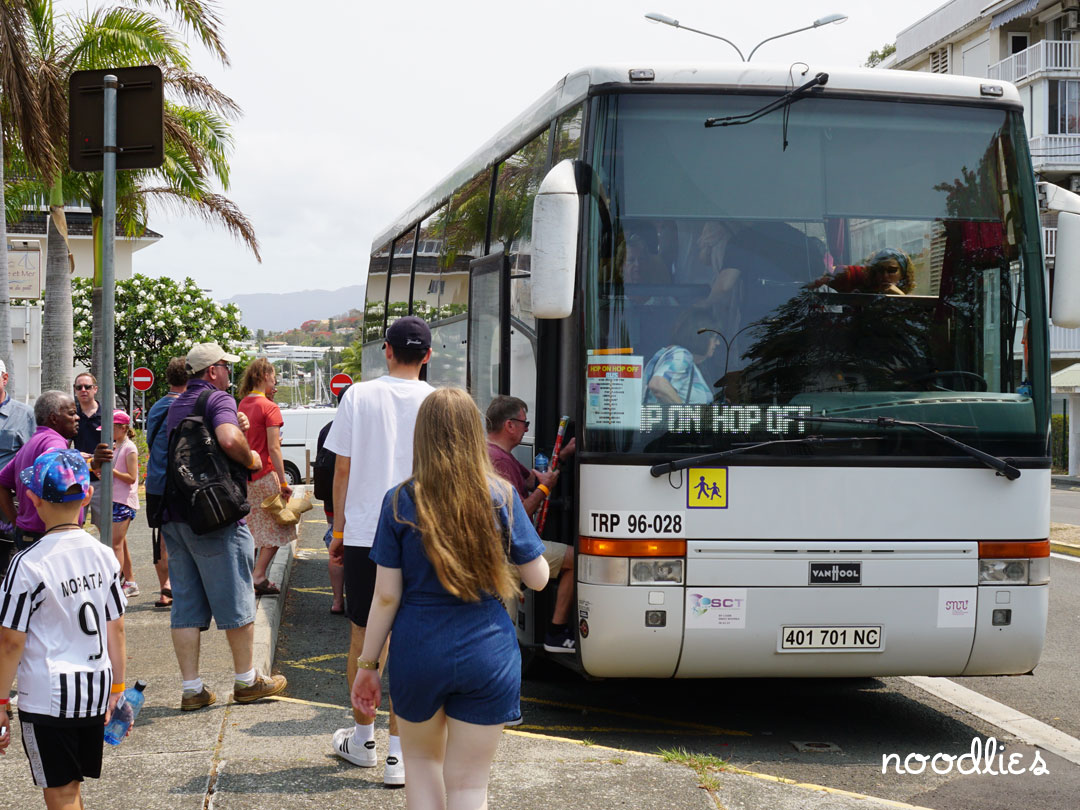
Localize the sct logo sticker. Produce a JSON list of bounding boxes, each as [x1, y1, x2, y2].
[[686, 589, 747, 628], [687, 467, 727, 509]]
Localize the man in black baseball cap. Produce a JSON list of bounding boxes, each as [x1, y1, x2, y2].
[[384, 315, 431, 352]]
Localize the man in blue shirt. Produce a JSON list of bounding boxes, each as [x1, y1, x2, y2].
[[0, 358, 35, 575]]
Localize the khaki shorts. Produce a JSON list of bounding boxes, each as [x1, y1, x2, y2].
[[541, 541, 569, 578]]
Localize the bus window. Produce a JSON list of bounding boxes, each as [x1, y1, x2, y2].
[[491, 129, 549, 421], [555, 103, 584, 163], [362, 239, 391, 380]]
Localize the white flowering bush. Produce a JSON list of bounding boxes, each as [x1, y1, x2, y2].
[[72, 274, 249, 397]]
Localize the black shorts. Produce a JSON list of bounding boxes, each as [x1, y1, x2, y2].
[[343, 545, 377, 628], [19, 714, 104, 788]]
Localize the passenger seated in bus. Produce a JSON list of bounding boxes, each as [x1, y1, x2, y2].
[[485, 396, 578, 654], [811, 248, 915, 296], [642, 309, 720, 405]]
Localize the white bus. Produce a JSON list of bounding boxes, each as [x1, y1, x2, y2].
[[364, 64, 1080, 678]]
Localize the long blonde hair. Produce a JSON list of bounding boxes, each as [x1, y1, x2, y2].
[[394, 387, 518, 603]]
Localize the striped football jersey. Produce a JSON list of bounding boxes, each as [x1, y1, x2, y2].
[[0, 529, 126, 720]]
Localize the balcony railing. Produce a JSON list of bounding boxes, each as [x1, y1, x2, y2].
[[988, 40, 1080, 83], [1028, 134, 1080, 170]]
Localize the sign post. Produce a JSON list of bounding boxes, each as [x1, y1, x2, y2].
[[330, 373, 353, 399], [69, 65, 163, 550]]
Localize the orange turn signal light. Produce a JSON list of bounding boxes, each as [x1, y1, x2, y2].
[[978, 540, 1049, 559], [579, 536, 686, 557]]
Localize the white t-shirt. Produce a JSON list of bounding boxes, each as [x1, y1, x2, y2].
[[324, 375, 434, 547], [0, 529, 126, 720]]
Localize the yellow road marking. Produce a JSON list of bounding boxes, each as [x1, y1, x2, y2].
[[289, 586, 334, 595], [284, 653, 347, 664], [520, 695, 749, 737], [515, 724, 733, 736]]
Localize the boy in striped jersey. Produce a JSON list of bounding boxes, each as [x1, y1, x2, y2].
[[0, 449, 127, 810]]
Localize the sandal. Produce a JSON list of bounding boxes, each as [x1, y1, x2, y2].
[[330, 606, 345, 615], [153, 595, 173, 609], [161, 587, 173, 598], [253, 580, 280, 596]]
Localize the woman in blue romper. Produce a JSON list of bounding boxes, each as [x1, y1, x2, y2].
[[353, 387, 550, 809]]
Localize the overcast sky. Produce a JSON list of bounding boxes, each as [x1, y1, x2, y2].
[[83, 0, 949, 298]]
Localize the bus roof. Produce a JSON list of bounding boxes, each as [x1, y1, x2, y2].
[[370, 63, 1021, 252]]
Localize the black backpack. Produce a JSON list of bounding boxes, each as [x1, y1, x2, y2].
[[312, 421, 335, 506], [167, 389, 250, 534]]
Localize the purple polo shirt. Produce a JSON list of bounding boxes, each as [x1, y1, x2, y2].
[[162, 378, 241, 524], [487, 442, 531, 500], [0, 426, 78, 532]]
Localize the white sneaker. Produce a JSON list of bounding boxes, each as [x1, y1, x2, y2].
[[122, 581, 140, 597], [332, 727, 376, 767], [384, 754, 405, 786]]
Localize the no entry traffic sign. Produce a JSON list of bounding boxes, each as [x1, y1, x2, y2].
[[330, 373, 353, 397], [132, 366, 154, 392]]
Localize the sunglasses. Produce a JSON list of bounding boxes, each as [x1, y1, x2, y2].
[[508, 418, 530, 430], [74, 384, 96, 391]]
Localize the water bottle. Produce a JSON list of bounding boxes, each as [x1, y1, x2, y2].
[[534, 452, 550, 473], [104, 680, 147, 745]]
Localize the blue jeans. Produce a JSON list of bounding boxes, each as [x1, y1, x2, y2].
[[162, 520, 256, 630]]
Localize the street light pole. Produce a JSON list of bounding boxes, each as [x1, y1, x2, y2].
[[645, 11, 848, 61]]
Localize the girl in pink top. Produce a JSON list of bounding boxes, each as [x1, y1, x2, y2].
[[111, 410, 140, 597]]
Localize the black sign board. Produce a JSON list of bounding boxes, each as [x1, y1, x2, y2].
[[69, 66, 164, 171]]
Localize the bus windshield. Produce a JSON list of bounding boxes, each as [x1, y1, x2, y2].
[[583, 92, 1047, 459]]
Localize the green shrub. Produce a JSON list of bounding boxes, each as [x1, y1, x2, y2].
[[1052, 413, 1069, 472]]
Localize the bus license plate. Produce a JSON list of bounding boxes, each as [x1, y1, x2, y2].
[[780, 626, 882, 651]]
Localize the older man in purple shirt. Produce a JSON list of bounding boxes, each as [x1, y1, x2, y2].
[[0, 391, 82, 548]]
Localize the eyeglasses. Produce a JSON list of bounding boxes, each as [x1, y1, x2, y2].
[[211, 362, 232, 372], [74, 384, 96, 391], [508, 418, 530, 430]]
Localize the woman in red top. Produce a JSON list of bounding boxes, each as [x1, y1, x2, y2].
[[238, 358, 296, 594]]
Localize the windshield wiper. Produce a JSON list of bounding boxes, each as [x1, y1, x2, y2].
[[705, 72, 828, 136], [792, 415, 1021, 481], [649, 435, 884, 478]]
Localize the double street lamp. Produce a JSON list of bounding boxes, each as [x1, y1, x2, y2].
[[644, 11, 848, 61]]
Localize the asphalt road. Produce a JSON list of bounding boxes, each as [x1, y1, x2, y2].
[[1051, 483, 1080, 525], [278, 510, 1080, 810]]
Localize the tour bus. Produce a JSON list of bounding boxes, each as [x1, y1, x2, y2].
[[363, 64, 1080, 678]]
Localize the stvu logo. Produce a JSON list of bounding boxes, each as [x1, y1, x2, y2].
[[809, 562, 862, 585]]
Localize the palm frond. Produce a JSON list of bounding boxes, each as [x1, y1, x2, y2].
[[142, 186, 260, 261], [164, 101, 232, 187], [160, 66, 241, 118], [0, 0, 59, 178], [130, 0, 228, 65], [65, 7, 190, 73]]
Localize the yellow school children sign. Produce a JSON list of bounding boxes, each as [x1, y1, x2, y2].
[[687, 468, 727, 509]]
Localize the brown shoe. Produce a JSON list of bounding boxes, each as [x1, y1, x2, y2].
[[232, 672, 287, 704], [181, 686, 216, 712]]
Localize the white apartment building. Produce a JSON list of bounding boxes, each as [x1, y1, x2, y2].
[[891, 0, 1080, 373]]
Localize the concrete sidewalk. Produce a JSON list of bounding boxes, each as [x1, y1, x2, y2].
[[1, 511, 930, 810]]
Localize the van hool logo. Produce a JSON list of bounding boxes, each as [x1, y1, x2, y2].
[[809, 562, 861, 585]]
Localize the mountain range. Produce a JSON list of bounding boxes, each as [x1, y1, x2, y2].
[[222, 284, 365, 332]]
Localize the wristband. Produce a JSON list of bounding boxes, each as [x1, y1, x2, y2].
[[0, 697, 10, 705], [356, 658, 379, 671], [332, 530, 344, 540], [536, 483, 550, 497], [110, 682, 125, 695], [280, 482, 290, 490]]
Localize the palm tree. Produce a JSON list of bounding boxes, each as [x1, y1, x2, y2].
[[0, 0, 59, 397], [15, 0, 248, 392]]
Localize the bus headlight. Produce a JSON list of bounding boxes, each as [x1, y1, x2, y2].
[[579, 555, 628, 585], [979, 559, 1037, 585], [630, 559, 684, 585]]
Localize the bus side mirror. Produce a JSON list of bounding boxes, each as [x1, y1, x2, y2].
[[531, 159, 581, 318], [1054, 212, 1080, 328]]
